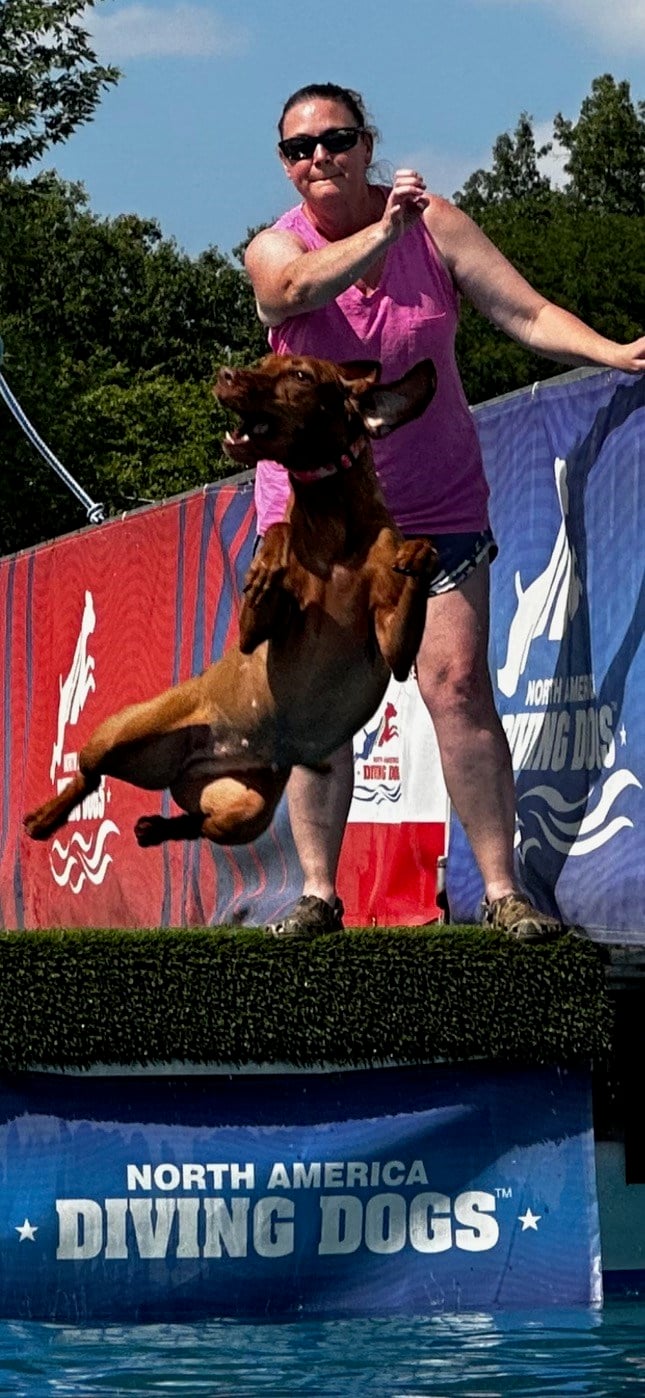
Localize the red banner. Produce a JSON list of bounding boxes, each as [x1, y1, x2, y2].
[[1, 481, 444, 930]]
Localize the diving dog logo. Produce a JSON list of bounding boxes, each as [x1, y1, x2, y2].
[[48, 591, 120, 893], [496, 454, 640, 866], [352, 695, 402, 808], [497, 458, 581, 701]]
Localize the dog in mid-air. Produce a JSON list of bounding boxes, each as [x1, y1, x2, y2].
[[24, 353, 437, 849]]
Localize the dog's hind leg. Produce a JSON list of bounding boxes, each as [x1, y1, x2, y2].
[[192, 768, 291, 846], [81, 675, 205, 769], [135, 812, 205, 846], [135, 769, 289, 848], [24, 676, 204, 842], [202, 769, 289, 844], [24, 770, 101, 840]]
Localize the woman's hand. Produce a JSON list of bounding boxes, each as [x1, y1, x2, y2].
[[609, 336, 645, 375], [381, 169, 429, 240], [246, 169, 430, 325]]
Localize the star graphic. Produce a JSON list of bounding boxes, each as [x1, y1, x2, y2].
[[15, 1218, 38, 1242], [619, 725, 627, 746], [518, 1208, 541, 1231]]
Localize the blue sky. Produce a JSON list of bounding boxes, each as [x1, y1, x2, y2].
[[39, 0, 645, 259]]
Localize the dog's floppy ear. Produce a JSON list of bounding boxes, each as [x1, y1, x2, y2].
[[354, 359, 437, 438], [337, 360, 382, 394]]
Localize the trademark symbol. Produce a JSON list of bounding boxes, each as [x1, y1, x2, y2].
[[495, 1186, 513, 1200]]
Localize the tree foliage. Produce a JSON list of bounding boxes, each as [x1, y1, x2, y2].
[[554, 74, 645, 216], [452, 74, 645, 404], [455, 113, 553, 216], [0, 0, 119, 177], [455, 200, 645, 404], [1, 68, 644, 553], [0, 175, 266, 554]]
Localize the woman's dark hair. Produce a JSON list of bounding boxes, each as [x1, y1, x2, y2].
[[278, 82, 379, 145]]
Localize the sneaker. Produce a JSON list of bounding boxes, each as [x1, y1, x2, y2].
[[482, 892, 566, 944], [266, 894, 345, 940]]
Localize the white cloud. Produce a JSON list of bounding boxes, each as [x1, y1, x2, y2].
[[85, 3, 249, 61], [476, 0, 645, 54], [554, 0, 645, 51]]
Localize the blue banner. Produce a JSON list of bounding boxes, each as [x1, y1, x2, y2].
[[0, 1065, 600, 1320], [448, 369, 645, 940]]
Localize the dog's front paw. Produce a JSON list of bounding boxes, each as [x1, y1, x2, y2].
[[392, 538, 437, 578], [242, 522, 291, 606], [243, 557, 286, 607], [134, 815, 166, 847]]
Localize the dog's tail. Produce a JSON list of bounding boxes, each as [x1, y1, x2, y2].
[[23, 770, 100, 841]]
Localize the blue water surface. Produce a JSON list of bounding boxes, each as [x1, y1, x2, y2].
[[2, 1305, 645, 1397]]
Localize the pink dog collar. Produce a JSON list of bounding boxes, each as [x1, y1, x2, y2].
[[288, 435, 368, 484]]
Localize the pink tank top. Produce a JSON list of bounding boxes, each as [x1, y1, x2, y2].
[[254, 198, 489, 536]]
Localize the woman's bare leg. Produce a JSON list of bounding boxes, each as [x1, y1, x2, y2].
[[415, 561, 517, 900], [286, 743, 355, 905]]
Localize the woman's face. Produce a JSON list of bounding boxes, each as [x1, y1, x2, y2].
[[278, 97, 371, 206]]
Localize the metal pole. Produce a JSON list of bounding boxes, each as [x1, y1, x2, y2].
[[0, 335, 105, 525]]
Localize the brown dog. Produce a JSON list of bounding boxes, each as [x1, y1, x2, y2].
[[24, 353, 437, 849]]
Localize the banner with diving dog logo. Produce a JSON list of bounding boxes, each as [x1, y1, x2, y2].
[[447, 368, 645, 941], [0, 476, 444, 931], [341, 676, 446, 925], [0, 1063, 600, 1321], [0, 481, 307, 930]]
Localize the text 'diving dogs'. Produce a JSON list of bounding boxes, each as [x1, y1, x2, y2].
[[24, 354, 437, 850]]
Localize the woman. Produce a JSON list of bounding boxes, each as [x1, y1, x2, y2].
[[244, 81, 645, 941]]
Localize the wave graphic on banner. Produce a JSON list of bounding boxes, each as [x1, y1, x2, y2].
[[50, 821, 120, 893], [517, 770, 642, 860], [501, 445, 639, 881], [352, 781, 402, 805], [448, 370, 645, 932]]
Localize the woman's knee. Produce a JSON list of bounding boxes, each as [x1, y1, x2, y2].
[[418, 656, 496, 725]]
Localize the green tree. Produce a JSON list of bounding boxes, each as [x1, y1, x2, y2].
[[0, 174, 265, 554], [0, 0, 119, 177], [455, 114, 552, 216], [3, 69, 644, 553], [451, 76, 645, 402], [554, 74, 645, 215], [456, 201, 645, 405]]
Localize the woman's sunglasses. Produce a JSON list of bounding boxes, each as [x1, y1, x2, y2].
[[278, 126, 366, 164]]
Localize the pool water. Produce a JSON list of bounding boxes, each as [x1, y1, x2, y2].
[[1, 1305, 645, 1396]]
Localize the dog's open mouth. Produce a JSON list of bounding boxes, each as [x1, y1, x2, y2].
[[223, 413, 275, 463]]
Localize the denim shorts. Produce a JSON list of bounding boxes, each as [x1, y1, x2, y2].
[[254, 527, 497, 594], [421, 528, 497, 596]]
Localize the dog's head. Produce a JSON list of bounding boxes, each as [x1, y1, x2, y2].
[[215, 354, 436, 474]]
